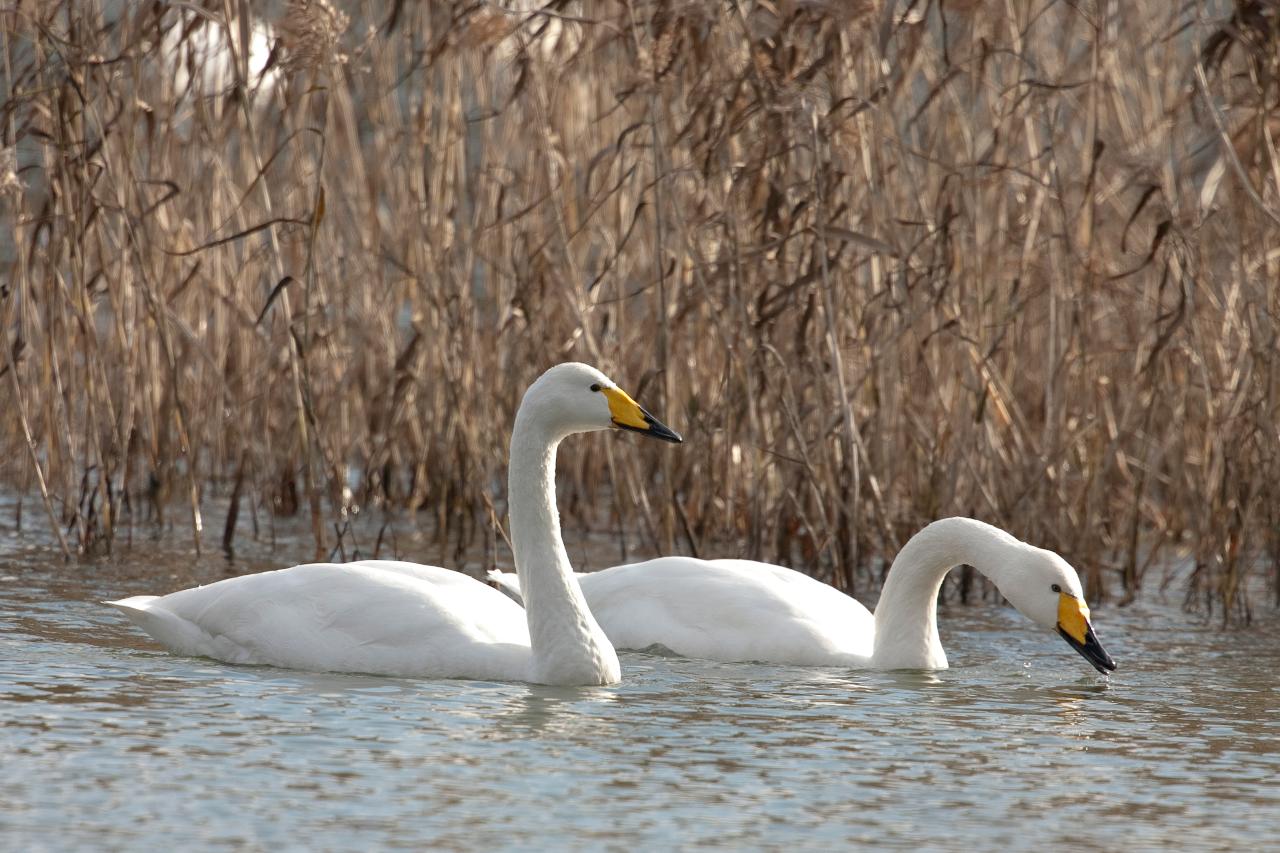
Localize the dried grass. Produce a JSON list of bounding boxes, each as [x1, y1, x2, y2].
[[1, 1, 1277, 622]]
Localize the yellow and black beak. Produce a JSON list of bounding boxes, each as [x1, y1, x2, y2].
[[1056, 592, 1116, 675], [602, 386, 682, 443]]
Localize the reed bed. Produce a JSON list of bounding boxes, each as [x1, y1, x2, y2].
[[1, 0, 1277, 622]]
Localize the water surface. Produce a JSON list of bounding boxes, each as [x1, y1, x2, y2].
[[2, 535, 1277, 850]]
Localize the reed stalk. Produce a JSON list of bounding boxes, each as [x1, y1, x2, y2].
[[1, 0, 1276, 621]]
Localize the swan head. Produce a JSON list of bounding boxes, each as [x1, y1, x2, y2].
[[520, 362, 682, 443], [999, 548, 1117, 675]]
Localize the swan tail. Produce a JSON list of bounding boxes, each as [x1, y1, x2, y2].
[[487, 570, 525, 604], [105, 595, 161, 611], [106, 596, 250, 663]]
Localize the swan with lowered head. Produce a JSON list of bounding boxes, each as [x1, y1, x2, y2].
[[488, 517, 1117, 674], [107, 363, 681, 686]]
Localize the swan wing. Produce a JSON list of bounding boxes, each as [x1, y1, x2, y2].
[[577, 557, 874, 665], [107, 563, 531, 681]]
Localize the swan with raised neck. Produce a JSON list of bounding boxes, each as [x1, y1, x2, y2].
[[507, 363, 680, 683], [105, 362, 682, 685]]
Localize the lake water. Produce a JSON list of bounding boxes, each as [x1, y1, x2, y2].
[[2, 529, 1278, 850]]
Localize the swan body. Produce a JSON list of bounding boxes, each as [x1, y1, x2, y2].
[[108, 363, 681, 685], [490, 559, 874, 665], [487, 517, 1117, 674], [111, 561, 530, 680]]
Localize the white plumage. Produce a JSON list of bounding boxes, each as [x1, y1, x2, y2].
[[491, 558, 873, 665], [107, 363, 682, 685], [488, 518, 1117, 674], [112, 561, 529, 680]]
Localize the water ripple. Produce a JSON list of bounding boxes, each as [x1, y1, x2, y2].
[[1, 554, 1277, 850]]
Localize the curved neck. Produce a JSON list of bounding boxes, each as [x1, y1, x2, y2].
[[507, 410, 619, 685], [872, 517, 1019, 669]]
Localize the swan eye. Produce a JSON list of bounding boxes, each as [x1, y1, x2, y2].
[[589, 383, 601, 392], [1051, 583, 1062, 593]]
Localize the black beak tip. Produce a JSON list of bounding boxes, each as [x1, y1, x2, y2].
[[1058, 626, 1117, 676], [650, 422, 683, 443], [1086, 653, 1118, 675], [614, 405, 683, 443], [614, 414, 686, 440]]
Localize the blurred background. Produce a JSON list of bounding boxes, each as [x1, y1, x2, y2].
[[1, 0, 1276, 621]]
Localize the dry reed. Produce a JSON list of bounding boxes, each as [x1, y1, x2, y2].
[[1, 1, 1277, 623]]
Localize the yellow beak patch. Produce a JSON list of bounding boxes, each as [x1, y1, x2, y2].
[[1057, 592, 1092, 645], [602, 386, 648, 431]]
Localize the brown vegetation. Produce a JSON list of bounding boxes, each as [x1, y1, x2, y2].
[[2, 1, 1277, 622]]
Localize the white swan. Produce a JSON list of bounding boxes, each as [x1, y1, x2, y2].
[[107, 363, 682, 685], [487, 517, 1117, 674]]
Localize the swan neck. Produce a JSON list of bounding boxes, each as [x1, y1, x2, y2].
[[507, 411, 619, 685], [872, 518, 1016, 669], [508, 415, 568, 583]]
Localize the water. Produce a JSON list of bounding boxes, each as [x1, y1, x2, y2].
[[2, 535, 1278, 851]]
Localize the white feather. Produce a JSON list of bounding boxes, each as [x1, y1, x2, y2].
[[488, 518, 1111, 672], [108, 363, 678, 685]]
